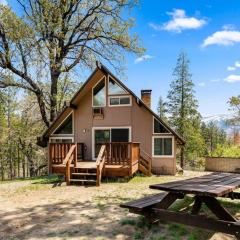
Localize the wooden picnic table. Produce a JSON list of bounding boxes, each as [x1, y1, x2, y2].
[[121, 173, 240, 239]]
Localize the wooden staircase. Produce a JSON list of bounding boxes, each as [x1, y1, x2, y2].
[[139, 149, 152, 176], [70, 165, 98, 186]]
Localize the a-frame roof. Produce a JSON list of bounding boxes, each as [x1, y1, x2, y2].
[[38, 63, 185, 146]]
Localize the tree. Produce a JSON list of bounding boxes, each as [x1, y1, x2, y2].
[[157, 96, 167, 120], [201, 121, 227, 155], [167, 51, 203, 167], [0, 1, 144, 127]]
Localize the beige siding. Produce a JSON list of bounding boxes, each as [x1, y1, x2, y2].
[[49, 69, 177, 175]]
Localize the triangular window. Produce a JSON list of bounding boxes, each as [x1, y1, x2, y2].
[[54, 114, 73, 134], [93, 78, 106, 107], [154, 118, 170, 134], [108, 77, 127, 95]]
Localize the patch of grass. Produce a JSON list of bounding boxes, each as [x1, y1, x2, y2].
[[168, 224, 188, 238], [96, 202, 106, 210], [120, 218, 136, 226], [32, 174, 61, 184], [133, 231, 143, 240], [14, 184, 48, 194]]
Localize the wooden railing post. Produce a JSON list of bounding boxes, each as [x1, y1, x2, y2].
[[96, 145, 106, 186], [66, 160, 70, 185]]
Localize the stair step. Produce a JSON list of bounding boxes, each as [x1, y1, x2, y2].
[[70, 179, 96, 183], [72, 173, 97, 176]]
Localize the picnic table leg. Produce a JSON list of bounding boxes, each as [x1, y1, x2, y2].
[[191, 196, 202, 215], [199, 196, 236, 222], [145, 192, 184, 223]]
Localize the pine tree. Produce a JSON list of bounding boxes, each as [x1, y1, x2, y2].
[[167, 51, 203, 167], [157, 96, 167, 120]]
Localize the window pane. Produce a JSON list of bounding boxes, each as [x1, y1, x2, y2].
[[108, 78, 127, 95], [111, 129, 129, 142], [154, 138, 173, 156], [154, 119, 169, 133], [93, 79, 105, 106], [54, 114, 72, 134], [164, 138, 172, 155], [95, 130, 110, 157], [110, 98, 119, 105], [62, 139, 73, 143], [120, 97, 130, 105], [154, 138, 163, 155]]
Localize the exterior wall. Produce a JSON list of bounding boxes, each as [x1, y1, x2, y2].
[[205, 157, 240, 173], [49, 69, 177, 175]]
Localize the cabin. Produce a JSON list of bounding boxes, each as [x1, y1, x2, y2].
[[37, 63, 184, 186]]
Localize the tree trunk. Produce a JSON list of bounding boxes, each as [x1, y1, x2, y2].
[[180, 147, 184, 168], [17, 144, 20, 177], [50, 70, 60, 122], [22, 157, 25, 178]]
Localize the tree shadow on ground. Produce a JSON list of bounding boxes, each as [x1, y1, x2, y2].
[[0, 199, 138, 240]]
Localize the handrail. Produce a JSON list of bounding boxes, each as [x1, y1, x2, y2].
[[96, 145, 106, 186], [139, 148, 152, 176], [63, 144, 77, 185]]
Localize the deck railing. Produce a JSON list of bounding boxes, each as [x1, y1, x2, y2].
[[104, 142, 140, 167], [62, 144, 77, 185], [49, 142, 85, 164]]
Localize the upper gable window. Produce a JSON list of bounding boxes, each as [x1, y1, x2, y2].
[[154, 118, 170, 134], [54, 114, 73, 134], [108, 77, 127, 95], [93, 78, 106, 107]]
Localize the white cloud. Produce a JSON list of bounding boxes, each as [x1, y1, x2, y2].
[[235, 61, 240, 67], [149, 23, 161, 31], [149, 9, 206, 33], [134, 55, 153, 64], [226, 61, 240, 71], [0, 0, 7, 5], [227, 66, 236, 71], [198, 82, 206, 87], [224, 74, 240, 83], [202, 29, 240, 47]]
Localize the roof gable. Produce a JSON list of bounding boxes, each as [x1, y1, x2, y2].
[[39, 63, 185, 145]]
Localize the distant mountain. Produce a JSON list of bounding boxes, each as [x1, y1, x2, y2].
[[202, 114, 238, 134]]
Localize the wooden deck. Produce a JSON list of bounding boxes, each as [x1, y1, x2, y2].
[[49, 142, 151, 186]]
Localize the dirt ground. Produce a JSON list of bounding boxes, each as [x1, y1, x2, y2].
[[0, 171, 238, 240]]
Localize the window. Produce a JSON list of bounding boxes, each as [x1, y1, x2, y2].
[[153, 137, 173, 157], [93, 78, 106, 107], [108, 77, 127, 95], [153, 118, 170, 134], [54, 114, 73, 134], [93, 127, 131, 158], [109, 96, 131, 106], [49, 138, 73, 143]]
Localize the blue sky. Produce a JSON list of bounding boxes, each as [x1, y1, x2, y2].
[[4, 0, 240, 118], [124, 0, 240, 118]]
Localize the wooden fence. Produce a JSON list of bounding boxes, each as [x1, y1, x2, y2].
[[205, 157, 240, 173]]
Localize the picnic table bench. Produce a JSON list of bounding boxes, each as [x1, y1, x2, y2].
[[120, 173, 240, 239]]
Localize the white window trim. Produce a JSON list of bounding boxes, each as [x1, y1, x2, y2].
[[49, 136, 74, 143], [92, 76, 107, 107], [108, 75, 129, 96], [51, 111, 74, 136], [152, 136, 174, 158], [108, 95, 132, 107], [152, 117, 171, 135], [92, 126, 132, 160]]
